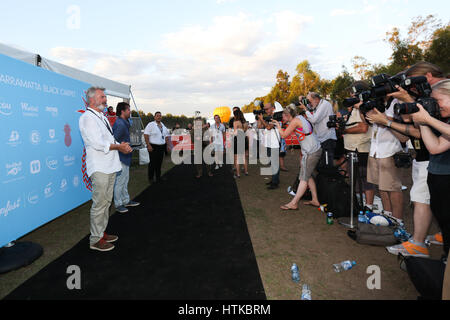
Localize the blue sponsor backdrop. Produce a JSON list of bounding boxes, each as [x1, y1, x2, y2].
[[0, 53, 92, 247]]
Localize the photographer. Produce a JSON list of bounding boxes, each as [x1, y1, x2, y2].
[[364, 97, 405, 223], [366, 86, 434, 257], [257, 103, 281, 190], [416, 80, 450, 258], [341, 82, 376, 213], [299, 92, 337, 168], [272, 105, 322, 210]]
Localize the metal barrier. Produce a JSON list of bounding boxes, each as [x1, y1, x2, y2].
[[106, 116, 144, 149]]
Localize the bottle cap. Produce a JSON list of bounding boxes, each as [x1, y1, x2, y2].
[[352, 261, 357, 266]]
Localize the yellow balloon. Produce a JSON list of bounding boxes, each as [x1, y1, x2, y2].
[[213, 107, 231, 123]]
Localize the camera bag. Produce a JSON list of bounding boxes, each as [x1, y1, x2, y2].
[[347, 223, 398, 246], [399, 254, 446, 300]]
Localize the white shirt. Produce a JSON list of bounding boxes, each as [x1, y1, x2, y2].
[[263, 125, 281, 149], [212, 123, 225, 145], [144, 121, 169, 145], [305, 99, 337, 143], [369, 99, 403, 159], [79, 107, 122, 177]]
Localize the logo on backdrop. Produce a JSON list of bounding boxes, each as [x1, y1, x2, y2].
[[47, 129, 59, 144], [0, 198, 21, 217], [44, 182, 55, 199], [46, 106, 59, 117], [7, 130, 21, 147], [21, 102, 39, 117], [0, 101, 12, 116], [73, 175, 80, 188], [60, 179, 68, 193], [3, 162, 25, 184], [63, 155, 76, 167], [46, 156, 59, 170], [64, 124, 72, 147], [30, 160, 41, 175], [6, 162, 22, 177], [30, 130, 41, 145], [27, 191, 39, 205]]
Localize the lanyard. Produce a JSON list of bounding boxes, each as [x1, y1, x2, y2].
[[87, 109, 116, 142]]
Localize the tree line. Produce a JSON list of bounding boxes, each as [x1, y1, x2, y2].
[[242, 15, 449, 112]]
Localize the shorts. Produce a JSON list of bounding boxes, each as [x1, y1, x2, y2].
[[367, 156, 402, 192], [299, 148, 322, 182], [410, 160, 430, 204]]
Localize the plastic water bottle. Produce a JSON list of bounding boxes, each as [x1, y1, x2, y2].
[[327, 212, 334, 225], [394, 227, 412, 242], [333, 260, 356, 273], [301, 284, 311, 300], [291, 264, 300, 283], [358, 211, 369, 224]]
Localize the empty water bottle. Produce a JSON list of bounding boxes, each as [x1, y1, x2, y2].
[[301, 284, 311, 300], [333, 260, 356, 273], [394, 227, 412, 242], [291, 263, 300, 283], [358, 211, 369, 224]]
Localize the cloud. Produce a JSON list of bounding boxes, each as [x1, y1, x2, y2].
[[330, 9, 358, 17], [49, 11, 318, 117]]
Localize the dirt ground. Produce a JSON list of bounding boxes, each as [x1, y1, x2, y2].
[[235, 147, 442, 300], [0, 148, 443, 300]]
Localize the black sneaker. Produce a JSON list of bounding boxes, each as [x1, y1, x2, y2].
[[267, 184, 279, 190], [126, 201, 140, 207]]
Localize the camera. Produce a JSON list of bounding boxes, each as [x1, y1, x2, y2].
[[264, 111, 283, 123], [369, 73, 406, 98], [327, 115, 347, 135], [394, 98, 440, 119], [393, 76, 440, 119], [343, 97, 361, 108]]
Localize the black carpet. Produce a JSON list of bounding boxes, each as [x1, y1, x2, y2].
[[4, 163, 266, 300]]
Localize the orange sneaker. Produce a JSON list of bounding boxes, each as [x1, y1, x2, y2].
[[426, 233, 443, 246], [386, 240, 430, 258]]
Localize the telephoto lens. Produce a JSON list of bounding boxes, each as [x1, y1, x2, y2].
[[394, 102, 420, 115]]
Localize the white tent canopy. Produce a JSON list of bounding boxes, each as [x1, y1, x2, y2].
[[0, 43, 130, 99]]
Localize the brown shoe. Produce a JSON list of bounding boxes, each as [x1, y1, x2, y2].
[[90, 239, 115, 252], [102, 233, 119, 243]]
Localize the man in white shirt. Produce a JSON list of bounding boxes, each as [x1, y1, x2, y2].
[[365, 99, 404, 221], [144, 112, 170, 183], [79, 87, 132, 252], [300, 92, 337, 168], [257, 103, 281, 190]]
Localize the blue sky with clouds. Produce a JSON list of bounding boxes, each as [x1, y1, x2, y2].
[[0, 0, 448, 117]]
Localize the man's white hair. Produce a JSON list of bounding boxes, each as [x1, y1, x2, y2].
[[86, 86, 106, 102]]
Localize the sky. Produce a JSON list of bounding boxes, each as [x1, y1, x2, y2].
[[0, 0, 448, 118]]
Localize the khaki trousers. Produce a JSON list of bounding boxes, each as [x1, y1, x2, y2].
[[90, 172, 116, 245]]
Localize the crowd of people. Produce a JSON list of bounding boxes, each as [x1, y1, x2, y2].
[[79, 60, 450, 298]]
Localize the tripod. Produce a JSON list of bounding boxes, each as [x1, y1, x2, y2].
[[338, 151, 364, 229]]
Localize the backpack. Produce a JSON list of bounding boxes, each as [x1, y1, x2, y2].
[[316, 166, 363, 218]]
